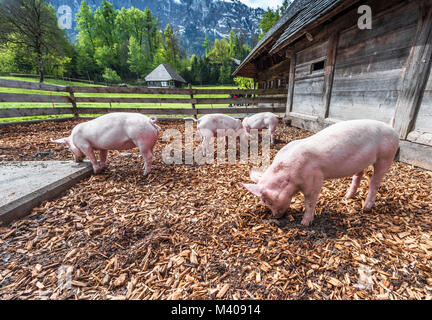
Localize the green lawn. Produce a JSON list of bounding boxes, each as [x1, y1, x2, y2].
[[0, 77, 242, 122]]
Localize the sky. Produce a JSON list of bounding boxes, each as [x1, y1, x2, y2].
[[238, 0, 284, 10]]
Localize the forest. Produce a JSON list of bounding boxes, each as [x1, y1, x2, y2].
[[0, 0, 290, 86]]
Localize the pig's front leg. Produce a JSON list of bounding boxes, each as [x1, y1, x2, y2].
[[81, 145, 102, 174], [300, 173, 324, 226], [99, 150, 108, 169]]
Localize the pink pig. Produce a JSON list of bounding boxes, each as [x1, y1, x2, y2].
[[242, 112, 279, 144], [51, 113, 160, 175], [185, 114, 246, 156], [242, 119, 399, 226]]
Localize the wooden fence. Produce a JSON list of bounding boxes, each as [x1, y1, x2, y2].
[[0, 79, 287, 121]]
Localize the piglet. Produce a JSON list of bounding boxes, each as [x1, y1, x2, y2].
[[185, 114, 247, 156], [242, 112, 279, 144], [242, 119, 399, 226], [51, 113, 160, 175]]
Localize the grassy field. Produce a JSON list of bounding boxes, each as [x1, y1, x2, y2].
[[0, 76, 240, 123]]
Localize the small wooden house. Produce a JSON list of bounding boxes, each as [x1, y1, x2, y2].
[[233, 0, 432, 170], [145, 64, 187, 88]]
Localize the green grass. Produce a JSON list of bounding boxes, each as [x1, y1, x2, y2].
[[0, 77, 239, 123]]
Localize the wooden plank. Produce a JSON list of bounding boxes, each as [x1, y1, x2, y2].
[[322, 32, 339, 118], [76, 107, 286, 115], [0, 79, 68, 92], [189, 84, 197, 119], [286, 53, 296, 115], [0, 107, 287, 118], [0, 117, 75, 128], [394, 3, 432, 139], [68, 88, 78, 119], [73, 97, 286, 105], [74, 108, 197, 115], [407, 130, 432, 146], [334, 47, 411, 75], [332, 71, 403, 92], [337, 2, 419, 50], [294, 77, 325, 94], [413, 91, 432, 133], [398, 140, 432, 170], [195, 97, 286, 105], [0, 108, 75, 118], [295, 41, 328, 65], [196, 107, 286, 114], [74, 97, 194, 104], [69, 86, 286, 95], [0, 93, 71, 103]]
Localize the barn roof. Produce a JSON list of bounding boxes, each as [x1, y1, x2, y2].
[[145, 64, 186, 83], [233, 0, 348, 78]]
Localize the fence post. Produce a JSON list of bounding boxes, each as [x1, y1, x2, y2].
[[189, 84, 197, 119], [67, 87, 79, 119]]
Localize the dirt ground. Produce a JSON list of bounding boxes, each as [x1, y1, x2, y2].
[[0, 119, 431, 300]]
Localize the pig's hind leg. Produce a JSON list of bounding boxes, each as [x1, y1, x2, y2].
[[363, 158, 393, 211], [136, 140, 155, 176], [345, 170, 364, 199], [301, 173, 324, 226]]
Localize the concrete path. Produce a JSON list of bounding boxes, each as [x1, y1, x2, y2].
[[0, 161, 92, 226]]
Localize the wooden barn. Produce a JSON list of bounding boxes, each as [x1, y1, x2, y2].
[[233, 0, 432, 170], [145, 64, 187, 88]]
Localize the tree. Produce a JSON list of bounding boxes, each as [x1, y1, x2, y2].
[[258, 9, 280, 40], [158, 24, 180, 68], [207, 39, 230, 64], [0, 0, 69, 82], [202, 35, 210, 57], [228, 30, 241, 59], [280, 0, 292, 15]]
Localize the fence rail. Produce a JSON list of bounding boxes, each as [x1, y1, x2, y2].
[[0, 79, 288, 120]]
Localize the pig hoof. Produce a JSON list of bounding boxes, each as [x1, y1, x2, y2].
[[93, 166, 103, 174], [362, 203, 374, 211], [301, 216, 314, 226]]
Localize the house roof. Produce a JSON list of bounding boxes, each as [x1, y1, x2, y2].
[[233, 0, 348, 78], [145, 64, 186, 83]]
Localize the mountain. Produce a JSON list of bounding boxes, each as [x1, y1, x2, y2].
[[47, 0, 264, 55]]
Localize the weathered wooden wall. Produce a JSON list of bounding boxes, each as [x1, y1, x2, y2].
[[292, 41, 328, 116], [280, 0, 432, 170], [330, 3, 419, 123]]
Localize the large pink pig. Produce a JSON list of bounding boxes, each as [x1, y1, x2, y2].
[[242, 119, 399, 226], [242, 112, 279, 144], [185, 114, 246, 156], [51, 113, 160, 175]]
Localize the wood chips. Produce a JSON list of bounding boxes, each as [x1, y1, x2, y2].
[[0, 119, 431, 300]]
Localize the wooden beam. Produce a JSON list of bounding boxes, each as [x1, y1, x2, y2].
[[286, 53, 296, 115], [0, 93, 71, 103], [0, 79, 68, 92], [394, 3, 432, 139], [321, 32, 340, 119], [0, 107, 75, 118], [0, 107, 287, 119], [189, 84, 197, 119]]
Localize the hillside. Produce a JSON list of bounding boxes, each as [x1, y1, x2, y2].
[[47, 0, 264, 55]]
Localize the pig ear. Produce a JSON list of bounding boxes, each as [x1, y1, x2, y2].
[[250, 169, 263, 183], [242, 183, 263, 197]]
